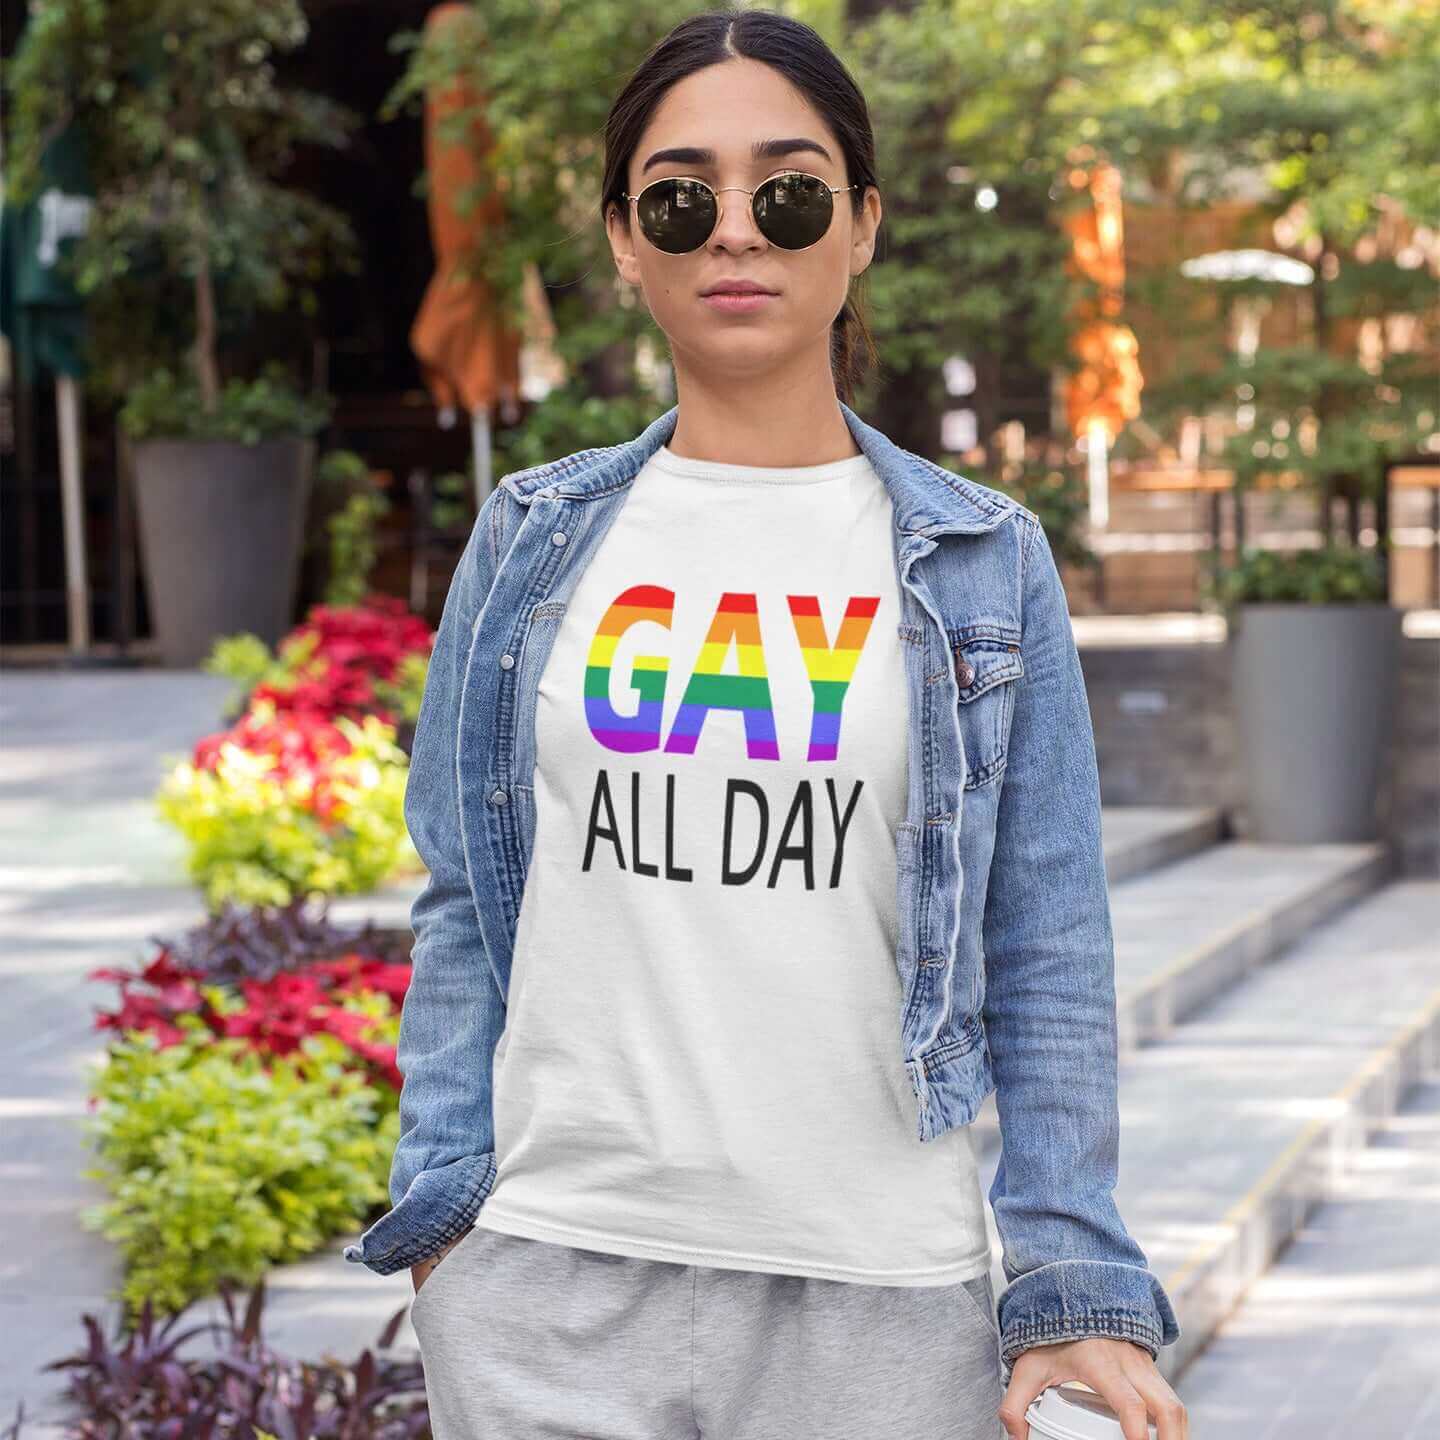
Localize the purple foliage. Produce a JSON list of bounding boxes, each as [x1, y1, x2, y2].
[[7, 1277, 430, 1439]]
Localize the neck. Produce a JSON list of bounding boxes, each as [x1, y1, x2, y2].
[[664, 352, 860, 467]]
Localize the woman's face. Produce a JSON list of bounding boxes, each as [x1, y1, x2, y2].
[[606, 58, 881, 382]]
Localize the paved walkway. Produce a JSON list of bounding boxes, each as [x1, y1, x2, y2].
[[1179, 1078, 1440, 1438], [0, 672, 416, 1433]]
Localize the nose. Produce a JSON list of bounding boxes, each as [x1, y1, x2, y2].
[[708, 186, 764, 251]]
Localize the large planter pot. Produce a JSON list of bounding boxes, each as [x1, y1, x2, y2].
[[131, 436, 316, 667], [1230, 602, 1403, 843]]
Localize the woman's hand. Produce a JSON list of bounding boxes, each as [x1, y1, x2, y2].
[[998, 1338, 1188, 1440], [410, 1232, 466, 1297]]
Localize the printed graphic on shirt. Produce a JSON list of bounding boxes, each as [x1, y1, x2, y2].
[[577, 582, 881, 890], [586, 584, 879, 761]]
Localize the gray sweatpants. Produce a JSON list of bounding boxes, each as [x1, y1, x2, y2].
[[409, 1224, 1007, 1439]]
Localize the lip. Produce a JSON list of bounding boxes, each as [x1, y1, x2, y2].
[[702, 291, 778, 314], [699, 278, 779, 296], [699, 280, 780, 315]]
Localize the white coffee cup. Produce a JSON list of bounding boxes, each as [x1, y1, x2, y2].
[[1024, 1382, 1159, 1440]]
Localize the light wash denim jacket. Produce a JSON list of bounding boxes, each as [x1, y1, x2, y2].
[[343, 400, 1182, 1379]]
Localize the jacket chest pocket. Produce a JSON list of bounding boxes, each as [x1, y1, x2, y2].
[[948, 625, 1023, 790]]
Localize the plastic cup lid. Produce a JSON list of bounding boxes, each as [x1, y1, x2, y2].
[[1023, 1382, 1159, 1440]]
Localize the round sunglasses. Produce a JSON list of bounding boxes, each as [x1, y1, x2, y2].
[[621, 170, 861, 254]]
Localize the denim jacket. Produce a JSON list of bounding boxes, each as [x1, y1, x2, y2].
[[342, 400, 1182, 1379]]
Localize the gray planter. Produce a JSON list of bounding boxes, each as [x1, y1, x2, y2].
[[131, 436, 316, 667], [1230, 602, 1403, 843]]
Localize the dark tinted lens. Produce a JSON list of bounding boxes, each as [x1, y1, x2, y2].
[[635, 178, 717, 254], [754, 173, 834, 249]]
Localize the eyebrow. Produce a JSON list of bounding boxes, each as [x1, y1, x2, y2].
[[640, 137, 835, 175]]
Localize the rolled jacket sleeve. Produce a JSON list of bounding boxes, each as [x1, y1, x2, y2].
[[980, 511, 1182, 1379]]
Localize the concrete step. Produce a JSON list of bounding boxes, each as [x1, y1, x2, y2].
[[1177, 1075, 1440, 1437], [972, 878, 1440, 1383], [1109, 839, 1392, 1051], [1101, 805, 1225, 885], [969, 838, 1392, 1153]]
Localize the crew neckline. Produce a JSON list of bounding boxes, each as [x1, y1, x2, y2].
[[648, 443, 875, 486]]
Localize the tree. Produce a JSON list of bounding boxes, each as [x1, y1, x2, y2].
[[1092, 0, 1439, 588], [4, 0, 361, 419]]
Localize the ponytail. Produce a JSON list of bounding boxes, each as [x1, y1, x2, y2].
[[831, 280, 880, 407]]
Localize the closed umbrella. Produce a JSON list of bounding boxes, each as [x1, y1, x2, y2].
[[410, 2, 531, 507], [1062, 163, 1143, 532]]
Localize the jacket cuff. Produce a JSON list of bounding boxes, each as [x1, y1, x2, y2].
[[342, 1152, 498, 1276], [996, 1259, 1181, 1379]]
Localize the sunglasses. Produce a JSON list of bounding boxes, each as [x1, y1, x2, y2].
[[621, 170, 861, 254]]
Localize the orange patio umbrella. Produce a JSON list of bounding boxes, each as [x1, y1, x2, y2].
[[411, 4, 559, 500], [1062, 162, 1143, 445], [1062, 161, 1143, 531]]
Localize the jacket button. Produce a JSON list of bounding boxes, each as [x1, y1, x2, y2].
[[955, 654, 975, 688], [551, 531, 567, 546], [490, 787, 508, 805], [499, 653, 515, 669]]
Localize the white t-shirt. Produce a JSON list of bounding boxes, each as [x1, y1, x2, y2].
[[473, 441, 992, 1285]]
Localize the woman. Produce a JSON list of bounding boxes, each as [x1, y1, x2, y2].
[[345, 10, 1186, 1439]]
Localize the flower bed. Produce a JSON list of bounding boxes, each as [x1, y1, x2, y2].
[[207, 593, 433, 739], [93, 594, 438, 1331], [82, 902, 413, 1321], [5, 1279, 428, 1439], [154, 593, 438, 909], [157, 701, 418, 910]]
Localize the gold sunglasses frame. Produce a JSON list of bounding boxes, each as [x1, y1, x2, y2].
[[620, 169, 862, 253]]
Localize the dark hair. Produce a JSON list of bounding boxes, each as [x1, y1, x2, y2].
[[601, 8, 881, 405]]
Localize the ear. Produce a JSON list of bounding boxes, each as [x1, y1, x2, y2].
[[850, 185, 882, 277], [606, 201, 643, 287]]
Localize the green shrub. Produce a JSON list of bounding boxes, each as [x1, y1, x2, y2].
[[1201, 543, 1388, 614], [81, 1017, 399, 1322], [119, 365, 332, 444], [156, 709, 418, 910]]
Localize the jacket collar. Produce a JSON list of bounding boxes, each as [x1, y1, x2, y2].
[[500, 401, 1017, 537]]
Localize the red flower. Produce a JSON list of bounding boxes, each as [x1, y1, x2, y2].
[[308, 953, 412, 1003], [250, 595, 435, 728], [322, 1008, 402, 1090], [190, 707, 362, 822], [91, 941, 409, 1090]]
